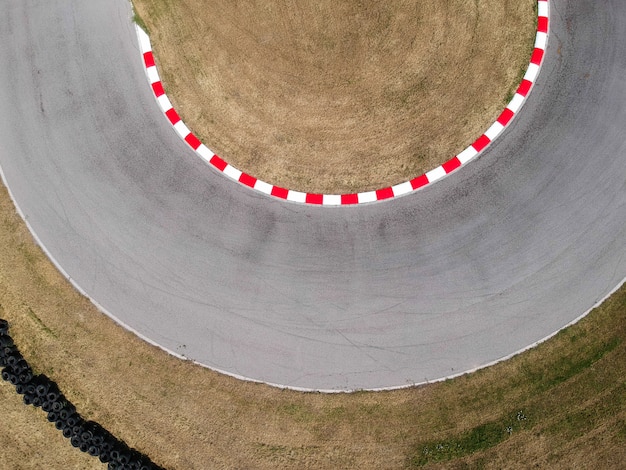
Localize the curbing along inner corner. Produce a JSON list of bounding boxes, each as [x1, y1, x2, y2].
[[136, 0, 549, 205], [0, 318, 165, 470]]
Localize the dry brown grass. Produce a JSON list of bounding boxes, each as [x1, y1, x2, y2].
[[131, 0, 536, 193], [0, 382, 100, 469], [1, 176, 626, 469]]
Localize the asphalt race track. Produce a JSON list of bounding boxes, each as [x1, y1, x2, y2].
[[0, 0, 625, 391]]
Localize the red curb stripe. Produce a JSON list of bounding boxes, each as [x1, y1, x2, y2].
[[184, 133, 202, 150], [472, 134, 491, 153], [497, 108, 515, 126], [239, 173, 257, 188], [210, 155, 227, 171], [271, 186, 289, 199], [517, 79, 533, 97], [376, 187, 394, 200], [341, 194, 359, 205], [165, 108, 181, 125], [442, 157, 462, 174], [143, 51, 155, 68], [305, 193, 324, 204], [410, 175, 429, 190], [151, 81, 165, 97], [538, 16, 548, 34], [530, 47, 544, 65]]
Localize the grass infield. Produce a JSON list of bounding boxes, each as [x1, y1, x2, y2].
[[131, 0, 536, 194]]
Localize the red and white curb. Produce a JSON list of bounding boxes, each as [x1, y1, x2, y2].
[[135, 0, 549, 206]]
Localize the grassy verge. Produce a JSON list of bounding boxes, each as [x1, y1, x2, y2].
[[132, 11, 148, 35], [1, 178, 625, 469], [130, 0, 536, 194]]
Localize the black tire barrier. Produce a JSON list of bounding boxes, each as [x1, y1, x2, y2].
[[0, 335, 13, 348], [1, 345, 19, 360], [99, 450, 112, 463], [65, 412, 80, 427], [35, 381, 50, 397], [59, 405, 75, 421], [81, 429, 93, 443], [71, 423, 84, 437], [47, 390, 60, 403], [2, 368, 19, 385], [79, 440, 90, 453], [0, 319, 9, 335], [47, 410, 59, 423], [19, 370, 34, 384], [6, 354, 23, 367], [56, 418, 72, 432], [0, 319, 166, 470], [42, 400, 53, 412], [51, 399, 65, 412]]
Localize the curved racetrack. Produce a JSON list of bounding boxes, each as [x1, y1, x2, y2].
[[0, 0, 624, 391]]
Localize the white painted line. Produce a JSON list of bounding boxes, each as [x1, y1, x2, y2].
[[535, 32, 548, 50], [357, 191, 377, 204], [425, 166, 447, 183], [254, 180, 274, 195], [223, 165, 242, 181], [484, 121, 505, 142], [457, 146, 478, 164], [157, 95, 173, 112], [508, 93, 525, 114], [136, 27, 152, 52], [196, 144, 214, 162], [146, 67, 160, 84], [173, 121, 191, 138], [323, 194, 342, 206], [287, 190, 307, 203], [524, 63, 540, 83], [391, 181, 414, 197]]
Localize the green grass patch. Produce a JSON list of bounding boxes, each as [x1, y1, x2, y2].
[[521, 334, 622, 393], [131, 8, 149, 34], [404, 288, 626, 468], [278, 402, 316, 423], [408, 410, 531, 467], [26, 307, 57, 339]]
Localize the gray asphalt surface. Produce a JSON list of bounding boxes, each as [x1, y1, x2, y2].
[[0, 0, 625, 391]]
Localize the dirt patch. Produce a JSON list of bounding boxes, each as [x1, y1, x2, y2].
[[132, 0, 536, 193]]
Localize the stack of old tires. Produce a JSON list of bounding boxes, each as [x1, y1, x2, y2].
[[1, 319, 165, 470]]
